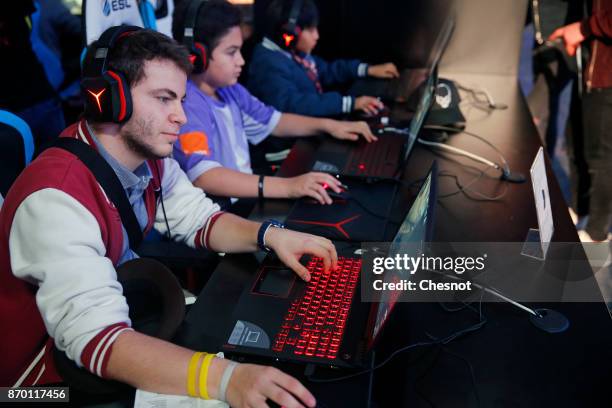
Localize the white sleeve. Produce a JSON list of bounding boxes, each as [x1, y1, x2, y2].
[[185, 159, 223, 183], [243, 109, 282, 146], [155, 158, 221, 248], [9, 189, 131, 369]]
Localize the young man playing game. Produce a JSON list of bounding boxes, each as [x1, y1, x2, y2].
[[0, 27, 333, 408]]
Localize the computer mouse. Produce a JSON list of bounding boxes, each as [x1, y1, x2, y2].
[[327, 189, 350, 200]]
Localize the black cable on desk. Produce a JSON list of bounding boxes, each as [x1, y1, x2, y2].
[[438, 169, 509, 201], [414, 291, 485, 408]]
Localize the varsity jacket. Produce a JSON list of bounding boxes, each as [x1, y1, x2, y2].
[[0, 119, 221, 386]]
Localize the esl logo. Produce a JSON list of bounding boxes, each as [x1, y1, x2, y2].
[[102, 0, 132, 17]]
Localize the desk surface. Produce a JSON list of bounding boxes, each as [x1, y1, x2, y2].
[[177, 73, 612, 407]]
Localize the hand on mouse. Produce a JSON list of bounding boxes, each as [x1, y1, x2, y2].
[[284, 172, 343, 204]]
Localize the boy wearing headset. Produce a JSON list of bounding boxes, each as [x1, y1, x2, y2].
[[0, 27, 329, 408], [173, 0, 378, 206], [248, 0, 399, 117]]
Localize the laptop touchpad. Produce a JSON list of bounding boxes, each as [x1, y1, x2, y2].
[[253, 267, 296, 298]]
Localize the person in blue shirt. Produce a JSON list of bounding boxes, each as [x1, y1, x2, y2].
[[248, 0, 399, 117], [172, 0, 377, 206]]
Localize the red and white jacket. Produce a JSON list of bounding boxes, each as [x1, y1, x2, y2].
[[0, 120, 222, 386]]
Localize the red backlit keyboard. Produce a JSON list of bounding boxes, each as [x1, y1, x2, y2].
[[271, 256, 361, 359]]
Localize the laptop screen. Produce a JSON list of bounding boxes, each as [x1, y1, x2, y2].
[[368, 162, 437, 345], [403, 72, 436, 162]]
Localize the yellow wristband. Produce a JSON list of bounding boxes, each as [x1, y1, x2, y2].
[[198, 353, 215, 399], [187, 352, 205, 397]]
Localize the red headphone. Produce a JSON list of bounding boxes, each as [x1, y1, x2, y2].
[[183, 0, 210, 74], [81, 25, 141, 124]]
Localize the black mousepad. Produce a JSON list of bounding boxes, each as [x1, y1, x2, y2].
[[285, 180, 398, 242]]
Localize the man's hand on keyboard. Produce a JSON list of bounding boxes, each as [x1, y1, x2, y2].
[[325, 119, 378, 143], [266, 228, 338, 281], [367, 62, 400, 79]]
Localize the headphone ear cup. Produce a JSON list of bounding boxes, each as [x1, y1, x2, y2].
[[279, 25, 301, 50], [81, 76, 113, 123], [104, 71, 133, 123], [191, 42, 208, 73]]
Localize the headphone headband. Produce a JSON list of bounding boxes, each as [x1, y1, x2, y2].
[[183, 0, 209, 50], [84, 25, 141, 78], [286, 0, 304, 30]]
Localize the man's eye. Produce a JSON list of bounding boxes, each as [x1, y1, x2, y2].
[[158, 96, 170, 103]]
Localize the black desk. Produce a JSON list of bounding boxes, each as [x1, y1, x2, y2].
[[176, 73, 612, 407]]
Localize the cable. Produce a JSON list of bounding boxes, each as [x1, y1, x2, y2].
[[423, 267, 542, 318], [453, 81, 508, 110], [441, 347, 481, 407], [153, 161, 172, 240], [382, 125, 508, 176], [419, 138, 502, 170], [413, 346, 442, 408], [424, 125, 510, 170], [306, 302, 488, 383], [412, 288, 486, 407], [420, 125, 525, 183], [438, 169, 509, 201], [379, 126, 513, 192]]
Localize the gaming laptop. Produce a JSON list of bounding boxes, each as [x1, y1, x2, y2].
[[311, 18, 454, 180], [220, 162, 438, 368]]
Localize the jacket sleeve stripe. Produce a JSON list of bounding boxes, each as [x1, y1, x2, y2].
[[96, 327, 133, 377], [82, 323, 129, 375], [203, 211, 226, 250]]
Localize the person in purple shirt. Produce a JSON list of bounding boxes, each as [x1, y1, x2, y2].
[[172, 0, 377, 205]]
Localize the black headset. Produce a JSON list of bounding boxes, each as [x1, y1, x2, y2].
[[81, 25, 141, 124], [277, 0, 303, 51], [183, 0, 210, 74]]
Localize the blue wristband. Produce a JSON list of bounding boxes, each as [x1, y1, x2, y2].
[[257, 220, 285, 252]]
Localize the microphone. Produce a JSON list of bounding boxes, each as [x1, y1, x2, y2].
[[426, 268, 570, 333]]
